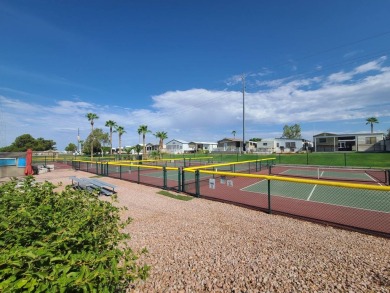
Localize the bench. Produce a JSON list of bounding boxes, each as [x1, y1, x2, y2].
[[69, 177, 117, 196], [69, 177, 95, 192], [87, 178, 117, 192]]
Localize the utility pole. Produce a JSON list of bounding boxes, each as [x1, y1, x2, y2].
[[77, 128, 80, 153], [242, 74, 246, 153], [0, 109, 6, 147]]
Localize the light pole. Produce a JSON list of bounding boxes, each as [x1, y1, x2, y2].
[[242, 74, 246, 153], [77, 128, 80, 154]]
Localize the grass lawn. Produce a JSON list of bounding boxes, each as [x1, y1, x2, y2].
[[161, 152, 390, 168], [157, 190, 193, 201], [40, 152, 390, 169]]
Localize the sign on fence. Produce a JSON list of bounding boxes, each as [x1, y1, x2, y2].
[[209, 178, 215, 189]]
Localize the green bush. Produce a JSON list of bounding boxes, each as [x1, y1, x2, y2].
[[0, 177, 149, 292]]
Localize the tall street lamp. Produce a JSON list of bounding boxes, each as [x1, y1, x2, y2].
[[242, 74, 246, 153]]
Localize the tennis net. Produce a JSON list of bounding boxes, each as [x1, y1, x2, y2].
[[270, 164, 389, 185]]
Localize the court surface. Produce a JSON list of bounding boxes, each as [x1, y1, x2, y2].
[[272, 166, 387, 184], [141, 169, 212, 181], [242, 180, 390, 213]]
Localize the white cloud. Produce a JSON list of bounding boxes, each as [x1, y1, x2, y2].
[[2, 57, 390, 149], [343, 50, 364, 59], [354, 56, 386, 73], [327, 71, 353, 83], [224, 74, 244, 86], [326, 56, 387, 84]]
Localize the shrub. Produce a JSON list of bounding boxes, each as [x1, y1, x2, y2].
[[0, 177, 149, 292]]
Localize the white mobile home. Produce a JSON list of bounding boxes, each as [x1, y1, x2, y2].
[[165, 139, 191, 154], [188, 141, 218, 153], [257, 138, 307, 153]]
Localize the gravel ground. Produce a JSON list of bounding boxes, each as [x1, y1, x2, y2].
[[32, 169, 390, 292]]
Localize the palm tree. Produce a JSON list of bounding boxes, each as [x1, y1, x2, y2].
[[115, 126, 126, 157], [138, 125, 151, 158], [366, 117, 379, 133], [232, 130, 236, 139], [86, 113, 99, 161], [133, 144, 143, 160], [105, 120, 117, 155], [154, 131, 168, 151]]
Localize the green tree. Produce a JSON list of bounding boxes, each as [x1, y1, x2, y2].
[[124, 147, 133, 160], [13, 134, 36, 150], [83, 128, 109, 154], [115, 126, 126, 156], [249, 138, 262, 142], [138, 125, 151, 158], [133, 144, 143, 160], [232, 130, 236, 139], [35, 137, 56, 151], [105, 120, 117, 155], [86, 113, 99, 161], [0, 177, 149, 291], [366, 117, 379, 133], [282, 124, 302, 139], [65, 143, 77, 153], [98, 131, 110, 156], [154, 131, 168, 152], [0, 134, 56, 152]]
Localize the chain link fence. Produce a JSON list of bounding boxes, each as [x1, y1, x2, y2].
[[71, 158, 390, 237]]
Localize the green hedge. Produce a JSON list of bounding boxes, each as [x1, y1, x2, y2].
[[0, 177, 149, 292]]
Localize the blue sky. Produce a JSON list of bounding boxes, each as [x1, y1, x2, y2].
[[1, 0, 390, 150]]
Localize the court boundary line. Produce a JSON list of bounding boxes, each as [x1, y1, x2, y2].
[[307, 185, 317, 201], [278, 166, 384, 184], [239, 180, 390, 214]]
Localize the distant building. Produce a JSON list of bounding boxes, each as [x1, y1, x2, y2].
[[313, 132, 386, 152], [257, 138, 308, 153], [146, 143, 159, 153], [216, 138, 243, 152], [166, 139, 191, 154], [188, 141, 218, 153]]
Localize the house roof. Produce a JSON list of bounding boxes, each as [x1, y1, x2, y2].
[[188, 141, 218, 145], [166, 139, 189, 144], [217, 138, 242, 143], [313, 132, 384, 137], [262, 138, 305, 141]]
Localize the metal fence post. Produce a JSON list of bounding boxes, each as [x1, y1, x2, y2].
[[344, 153, 347, 166], [137, 166, 140, 184], [120, 165, 122, 180], [267, 179, 272, 214], [163, 167, 167, 190], [181, 168, 185, 192], [195, 170, 200, 198], [178, 167, 182, 192]]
